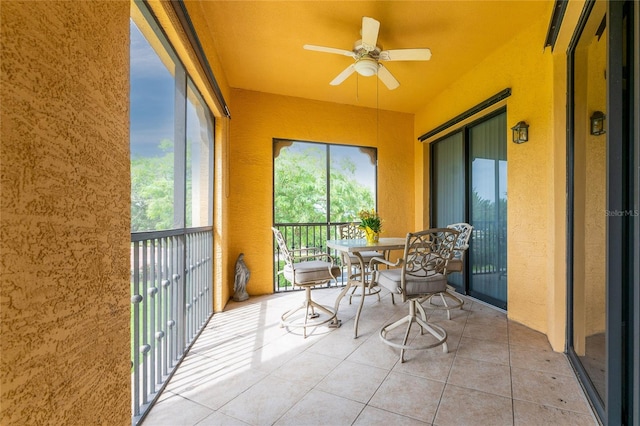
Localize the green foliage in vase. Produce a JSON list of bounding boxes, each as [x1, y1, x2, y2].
[[358, 209, 382, 233]]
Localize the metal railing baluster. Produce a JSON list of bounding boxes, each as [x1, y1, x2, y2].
[[132, 241, 141, 416], [131, 228, 213, 424]]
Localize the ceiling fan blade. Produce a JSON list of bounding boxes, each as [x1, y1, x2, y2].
[[330, 64, 356, 85], [379, 48, 432, 61], [361, 17, 380, 52], [377, 64, 400, 90], [304, 44, 356, 58]]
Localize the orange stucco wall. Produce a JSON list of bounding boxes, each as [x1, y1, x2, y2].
[[1, 1, 131, 424], [413, 6, 570, 349], [227, 89, 415, 296]]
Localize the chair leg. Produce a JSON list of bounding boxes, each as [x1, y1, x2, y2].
[[281, 286, 336, 338], [439, 293, 451, 320], [348, 280, 358, 304], [415, 316, 448, 354], [425, 288, 464, 319], [348, 272, 381, 304], [416, 301, 428, 334], [380, 299, 448, 363], [367, 279, 381, 302], [400, 315, 414, 363]]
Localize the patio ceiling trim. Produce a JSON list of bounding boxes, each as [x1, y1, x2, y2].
[[544, 0, 569, 51], [417, 88, 511, 142], [169, 0, 231, 118]]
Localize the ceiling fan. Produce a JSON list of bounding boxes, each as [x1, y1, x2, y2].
[[304, 16, 431, 90]]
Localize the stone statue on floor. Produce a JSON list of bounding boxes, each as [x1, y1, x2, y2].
[[233, 253, 250, 302]]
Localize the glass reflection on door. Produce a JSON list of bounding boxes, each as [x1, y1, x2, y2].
[[468, 113, 508, 308], [432, 132, 465, 291], [571, 0, 607, 404]]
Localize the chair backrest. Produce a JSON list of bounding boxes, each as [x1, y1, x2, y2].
[[272, 227, 294, 268], [337, 223, 365, 239], [446, 223, 473, 262], [403, 228, 459, 279]]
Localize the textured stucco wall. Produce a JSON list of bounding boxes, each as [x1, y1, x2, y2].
[[1, 1, 131, 424], [228, 89, 414, 296], [414, 7, 563, 346]]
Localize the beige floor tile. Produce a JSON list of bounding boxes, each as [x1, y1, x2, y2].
[[245, 331, 317, 373], [346, 333, 402, 370], [195, 411, 250, 426], [271, 350, 341, 384], [170, 363, 268, 410], [434, 384, 513, 426], [509, 344, 573, 377], [369, 371, 444, 422], [456, 335, 510, 365], [353, 406, 430, 425], [511, 367, 592, 414], [392, 347, 456, 382], [306, 321, 367, 359], [430, 313, 469, 334], [509, 321, 552, 350], [447, 357, 512, 398], [316, 359, 389, 403], [274, 389, 364, 426], [462, 321, 509, 343], [187, 333, 279, 371], [142, 292, 599, 426], [142, 394, 213, 426], [513, 400, 599, 425], [468, 300, 507, 316], [218, 374, 309, 425]]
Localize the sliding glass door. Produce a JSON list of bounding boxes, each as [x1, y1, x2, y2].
[[468, 113, 508, 307], [567, 1, 638, 424], [431, 109, 508, 309], [432, 132, 465, 290]]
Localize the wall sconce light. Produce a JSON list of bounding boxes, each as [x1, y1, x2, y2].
[[511, 121, 529, 144], [590, 111, 606, 136]]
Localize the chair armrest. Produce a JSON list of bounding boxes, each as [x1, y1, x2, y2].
[[368, 257, 402, 270]]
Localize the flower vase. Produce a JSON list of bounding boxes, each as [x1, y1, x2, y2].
[[364, 227, 379, 244]]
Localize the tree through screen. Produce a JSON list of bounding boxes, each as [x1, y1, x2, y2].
[[273, 140, 377, 225]]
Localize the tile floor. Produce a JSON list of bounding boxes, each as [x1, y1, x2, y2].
[[142, 287, 600, 426]]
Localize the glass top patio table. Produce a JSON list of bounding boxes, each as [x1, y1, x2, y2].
[[326, 237, 406, 338]]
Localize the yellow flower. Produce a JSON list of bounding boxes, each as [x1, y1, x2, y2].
[[357, 209, 382, 233]]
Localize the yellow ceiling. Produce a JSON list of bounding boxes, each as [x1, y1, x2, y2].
[[186, 1, 552, 114]]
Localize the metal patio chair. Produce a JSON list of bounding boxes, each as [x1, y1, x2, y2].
[[272, 227, 341, 338], [424, 222, 473, 319], [370, 228, 458, 362]]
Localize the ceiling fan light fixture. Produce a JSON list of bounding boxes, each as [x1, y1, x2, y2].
[[354, 57, 378, 77]]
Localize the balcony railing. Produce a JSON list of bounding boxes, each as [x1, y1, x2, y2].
[[130, 226, 213, 424], [470, 219, 507, 275], [272, 222, 357, 292]]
